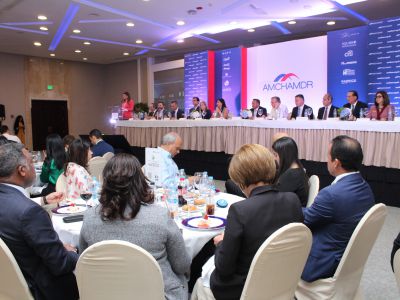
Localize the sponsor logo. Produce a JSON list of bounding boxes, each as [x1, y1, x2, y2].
[[388, 29, 400, 33], [342, 41, 357, 48], [378, 25, 392, 29], [377, 35, 392, 39], [378, 46, 392, 50], [368, 82, 381, 85], [368, 72, 382, 75], [369, 42, 383, 45], [377, 77, 390, 80], [344, 50, 354, 57], [224, 80, 230, 87], [387, 71, 400, 74], [341, 79, 357, 84], [388, 39, 400, 43], [341, 32, 360, 38], [343, 69, 355, 76], [341, 61, 357, 65], [262, 73, 313, 91], [369, 31, 383, 35], [388, 60, 400, 64], [388, 50, 400, 54], [369, 52, 383, 55], [377, 66, 392, 70], [377, 56, 391, 60], [369, 62, 383, 65]]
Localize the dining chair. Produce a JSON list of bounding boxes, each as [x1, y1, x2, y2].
[[88, 156, 107, 182], [102, 152, 114, 161], [393, 249, 400, 291], [295, 203, 387, 300], [306, 175, 320, 207], [0, 237, 34, 300], [76, 240, 164, 300], [191, 223, 312, 300]]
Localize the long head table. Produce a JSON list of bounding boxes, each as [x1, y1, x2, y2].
[[116, 118, 400, 169]]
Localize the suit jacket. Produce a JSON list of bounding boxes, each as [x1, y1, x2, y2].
[[154, 109, 169, 119], [189, 105, 201, 114], [301, 173, 375, 282], [170, 108, 184, 119], [290, 104, 315, 119], [343, 101, 368, 118], [0, 184, 79, 300], [91, 139, 114, 157], [250, 106, 267, 118], [210, 185, 304, 300], [317, 105, 339, 120]]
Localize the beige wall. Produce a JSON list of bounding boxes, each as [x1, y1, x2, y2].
[[0, 52, 144, 148]]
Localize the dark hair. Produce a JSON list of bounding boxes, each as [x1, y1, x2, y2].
[[0, 125, 8, 134], [330, 135, 363, 172], [89, 129, 102, 139], [13, 115, 24, 135], [253, 99, 261, 105], [63, 134, 75, 148], [374, 90, 390, 107], [217, 98, 227, 111], [157, 101, 165, 106], [272, 137, 305, 176], [272, 96, 281, 103], [65, 139, 90, 172], [99, 154, 154, 221], [295, 94, 304, 100], [45, 134, 66, 170], [171, 100, 178, 105], [349, 90, 358, 100], [123, 92, 131, 101], [192, 97, 200, 102], [0, 136, 11, 146]]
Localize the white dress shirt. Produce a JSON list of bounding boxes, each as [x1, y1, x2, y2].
[[270, 104, 288, 119], [331, 171, 359, 185]]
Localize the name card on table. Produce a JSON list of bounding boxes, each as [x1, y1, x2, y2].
[[145, 148, 163, 186]]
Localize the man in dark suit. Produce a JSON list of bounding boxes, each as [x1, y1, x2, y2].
[[301, 135, 374, 282], [317, 93, 339, 120], [290, 94, 315, 119], [169, 100, 184, 119], [343, 90, 368, 118], [154, 101, 169, 120], [89, 128, 114, 157], [189, 97, 201, 114], [0, 143, 79, 300], [250, 98, 267, 118]]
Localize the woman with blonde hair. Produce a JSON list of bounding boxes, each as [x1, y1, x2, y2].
[[192, 144, 304, 300]]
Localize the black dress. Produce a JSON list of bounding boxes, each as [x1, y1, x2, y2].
[[276, 168, 309, 206]]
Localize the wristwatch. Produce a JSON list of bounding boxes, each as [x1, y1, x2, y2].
[[42, 195, 48, 205]]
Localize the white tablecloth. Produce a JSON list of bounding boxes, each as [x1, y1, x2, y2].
[[52, 192, 244, 259]]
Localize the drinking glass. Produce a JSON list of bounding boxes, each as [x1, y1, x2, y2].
[[257, 109, 263, 117], [206, 194, 215, 215], [80, 191, 92, 208], [194, 172, 202, 190]]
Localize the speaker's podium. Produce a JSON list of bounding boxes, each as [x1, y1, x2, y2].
[[80, 134, 134, 155]]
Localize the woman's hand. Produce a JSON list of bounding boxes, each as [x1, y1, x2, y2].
[[213, 233, 224, 245]]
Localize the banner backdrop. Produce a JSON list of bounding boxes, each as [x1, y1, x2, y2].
[[327, 26, 368, 108], [367, 17, 400, 115], [247, 36, 327, 114]]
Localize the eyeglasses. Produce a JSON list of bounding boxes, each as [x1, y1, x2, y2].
[[375, 95, 383, 98]]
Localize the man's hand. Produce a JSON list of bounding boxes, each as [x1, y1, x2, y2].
[[64, 243, 77, 253], [46, 192, 65, 204], [213, 233, 224, 246]]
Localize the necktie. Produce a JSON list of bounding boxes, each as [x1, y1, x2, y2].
[[351, 104, 355, 114], [298, 107, 302, 117], [323, 107, 328, 120]]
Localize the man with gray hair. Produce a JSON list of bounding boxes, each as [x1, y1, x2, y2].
[[157, 132, 182, 186], [0, 143, 79, 300]]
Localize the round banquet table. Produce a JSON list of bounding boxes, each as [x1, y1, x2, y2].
[[52, 192, 244, 259]]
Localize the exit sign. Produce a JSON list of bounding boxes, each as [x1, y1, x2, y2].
[[47, 85, 54, 90]]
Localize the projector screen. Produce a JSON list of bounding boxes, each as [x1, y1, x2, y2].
[[247, 36, 327, 115]]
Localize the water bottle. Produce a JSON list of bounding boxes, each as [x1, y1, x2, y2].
[[167, 184, 179, 219], [208, 176, 216, 194], [388, 107, 393, 121], [199, 172, 209, 195], [91, 176, 100, 205], [178, 178, 187, 207], [333, 108, 338, 118]]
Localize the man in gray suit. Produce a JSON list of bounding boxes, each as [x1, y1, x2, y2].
[[0, 143, 79, 300]]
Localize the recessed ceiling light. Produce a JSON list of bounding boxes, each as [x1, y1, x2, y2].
[[123, 52, 130, 56], [229, 21, 238, 25], [126, 22, 135, 27], [39, 26, 48, 31], [143, 0, 150, 1], [247, 28, 255, 32], [50, 53, 55, 57], [83, 57, 88, 61], [136, 39, 143, 44], [176, 20, 185, 26], [75, 49, 82, 53], [37, 15, 47, 20], [177, 39, 184, 43], [327, 21, 336, 26], [33, 42, 42, 47], [83, 41, 91, 45], [73, 29, 81, 34], [288, 20, 296, 25]]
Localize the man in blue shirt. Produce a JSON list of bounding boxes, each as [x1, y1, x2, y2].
[[89, 129, 114, 157], [157, 132, 182, 186]]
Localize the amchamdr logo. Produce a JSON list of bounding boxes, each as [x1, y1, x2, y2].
[[262, 72, 313, 91]]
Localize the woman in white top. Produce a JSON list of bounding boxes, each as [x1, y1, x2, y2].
[[212, 98, 230, 119], [64, 139, 93, 201]]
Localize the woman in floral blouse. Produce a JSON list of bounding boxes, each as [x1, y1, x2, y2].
[[64, 139, 93, 201]]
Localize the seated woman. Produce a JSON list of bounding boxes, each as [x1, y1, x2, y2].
[[80, 154, 190, 300], [272, 137, 309, 206], [64, 139, 93, 201], [200, 101, 212, 119], [368, 90, 395, 121], [212, 98, 230, 119], [192, 144, 304, 300], [40, 134, 66, 196]]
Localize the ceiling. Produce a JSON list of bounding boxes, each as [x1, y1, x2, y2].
[[0, 0, 399, 64]]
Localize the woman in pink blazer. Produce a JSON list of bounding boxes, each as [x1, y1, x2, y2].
[[121, 91, 134, 119]]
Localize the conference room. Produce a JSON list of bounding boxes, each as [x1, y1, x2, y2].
[[1, 0, 400, 299]]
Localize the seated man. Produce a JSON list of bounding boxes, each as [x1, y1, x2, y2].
[[189, 97, 201, 114], [154, 101, 168, 120], [269, 96, 288, 119], [301, 135, 374, 282], [250, 98, 267, 118], [0, 143, 79, 300], [89, 129, 114, 157], [317, 93, 339, 120], [169, 100, 184, 119], [157, 132, 182, 186], [290, 94, 314, 119], [0, 125, 21, 143], [343, 90, 368, 118]]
